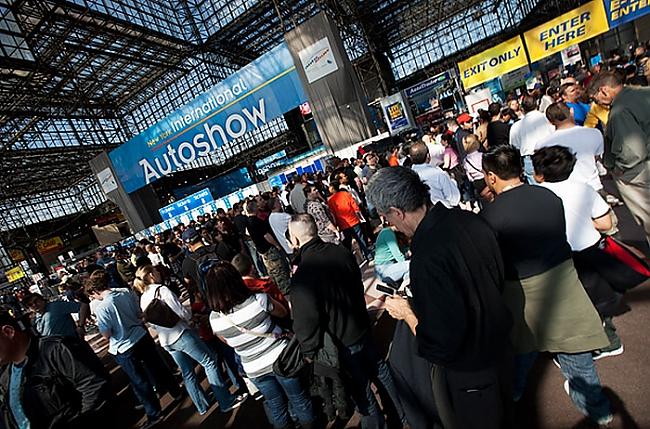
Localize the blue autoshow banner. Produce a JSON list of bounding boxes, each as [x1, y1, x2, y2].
[[159, 188, 213, 220], [109, 43, 308, 193], [603, 0, 650, 28]]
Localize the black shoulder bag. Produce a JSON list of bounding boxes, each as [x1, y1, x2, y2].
[[143, 287, 181, 328]]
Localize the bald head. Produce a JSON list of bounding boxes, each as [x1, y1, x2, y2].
[[288, 213, 318, 248], [409, 141, 430, 165]]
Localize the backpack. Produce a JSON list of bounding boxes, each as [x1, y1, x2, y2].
[[187, 245, 220, 299]]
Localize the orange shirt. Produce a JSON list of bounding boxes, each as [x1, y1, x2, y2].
[[327, 191, 360, 230], [388, 155, 399, 167]]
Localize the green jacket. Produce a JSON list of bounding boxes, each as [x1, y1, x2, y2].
[[605, 86, 650, 180]]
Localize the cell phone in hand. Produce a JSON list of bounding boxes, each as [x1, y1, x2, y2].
[[376, 284, 397, 296]]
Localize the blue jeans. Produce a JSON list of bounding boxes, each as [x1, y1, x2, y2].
[[523, 156, 535, 184], [250, 372, 314, 428], [514, 352, 611, 422], [165, 329, 236, 414], [375, 261, 410, 284], [339, 337, 386, 429], [557, 352, 611, 422], [210, 337, 245, 392], [342, 224, 373, 260], [114, 334, 181, 420], [245, 239, 267, 276]]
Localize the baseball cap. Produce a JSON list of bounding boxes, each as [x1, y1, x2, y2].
[[181, 228, 201, 244], [457, 112, 472, 124]]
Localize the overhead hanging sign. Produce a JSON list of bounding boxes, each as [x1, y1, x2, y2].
[[298, 37, 339, 84], [457, 36, 528, 89], [604, 0, 650, 28], [109, 42, 308, 193], [97, 168, 118, 194], [159, 188, 214, 220], [524, 1, 609, 63]]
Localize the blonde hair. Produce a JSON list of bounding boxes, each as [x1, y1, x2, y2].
[[133, 265, 155, 293], [463, 134, 480, 154]]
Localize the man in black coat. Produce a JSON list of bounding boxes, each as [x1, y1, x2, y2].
[[0, 308, 112, 429], [288, 214, 404, 429], [366, 166, 513, 429]]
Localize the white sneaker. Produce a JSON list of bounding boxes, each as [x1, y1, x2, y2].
[[596, 414, 614, 426], [593, 345, 624, 360], [221, 393, 248, 413]]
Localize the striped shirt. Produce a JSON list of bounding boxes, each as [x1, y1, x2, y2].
[[210, 293, 286, 378]]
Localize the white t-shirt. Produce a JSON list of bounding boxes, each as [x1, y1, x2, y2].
[[148, 252, 165, 266], [538, 180, 610, 251], [268, 212, 293, 254], [140, 284, 191, 347], [510, 110, 554, 156], [535, 126, 604, 190], [426, 142, 445, 166]]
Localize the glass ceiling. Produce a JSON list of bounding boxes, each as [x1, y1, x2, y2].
[[0, 1, 34, 61], [1, 0, 549, 234]]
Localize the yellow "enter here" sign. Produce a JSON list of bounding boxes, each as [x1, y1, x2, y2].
[[457, 36, 528, 89], [524, 1, 609, 63]]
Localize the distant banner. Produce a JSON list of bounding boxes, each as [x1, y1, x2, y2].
[[109, 43, 308, 193], [457, 36, 528, 89], [404, 71, 451, 97], [159, 188, 214, 220], [36, 236, 64, 255], [6, 266, 25, 283], [604, 0, 650, 27], [380, 92, 415, 135], [524, 1, 609, 63], [8, 249, 25, 262]]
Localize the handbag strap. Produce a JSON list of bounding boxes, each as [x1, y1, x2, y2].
[[465, 158, 481, 173], [219, 311, 280, 339]]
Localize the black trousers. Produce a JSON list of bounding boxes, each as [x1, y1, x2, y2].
[[430, 358, 513, 429], [572, 244, 623, 317]]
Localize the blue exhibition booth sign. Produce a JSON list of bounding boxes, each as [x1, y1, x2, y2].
[[109, 42, 308, 193], [159, 188, 214, 220]]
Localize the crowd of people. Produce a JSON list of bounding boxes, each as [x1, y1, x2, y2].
[[1, 43, 649, 429]]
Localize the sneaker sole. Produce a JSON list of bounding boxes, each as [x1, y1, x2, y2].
[[593, 346, 624, 360]]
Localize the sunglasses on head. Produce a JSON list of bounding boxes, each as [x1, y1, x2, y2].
[[199, 258, 227, 275]]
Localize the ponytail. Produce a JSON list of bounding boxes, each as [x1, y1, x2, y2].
[[133, 264, 155, 294]]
